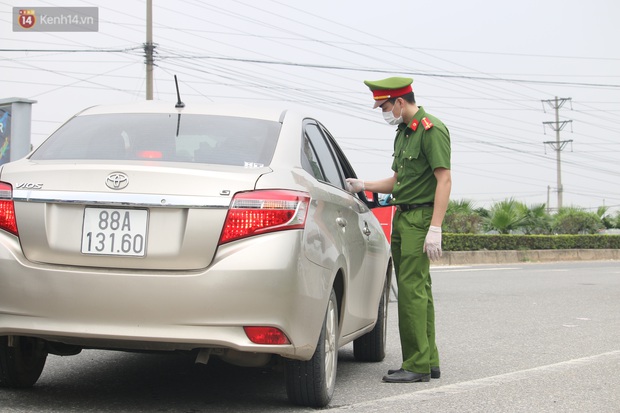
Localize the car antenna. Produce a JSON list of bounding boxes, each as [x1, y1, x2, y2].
[[174, 75, 185, 108]]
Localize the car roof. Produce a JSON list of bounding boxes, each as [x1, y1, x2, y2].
[[75, 100, 289, 122]]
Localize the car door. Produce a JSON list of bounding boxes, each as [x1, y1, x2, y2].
[[302, 120, 387, 336]]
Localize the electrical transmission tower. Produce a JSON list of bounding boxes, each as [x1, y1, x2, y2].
[[542, 96, 573, 210]]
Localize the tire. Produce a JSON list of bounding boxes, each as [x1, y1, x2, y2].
[[353, 278, 388, 362], [0, 336, 48, 388], [285, 289, 338, 407]]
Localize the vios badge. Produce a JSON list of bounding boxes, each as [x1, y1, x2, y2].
[[106, 172, 129, 190]]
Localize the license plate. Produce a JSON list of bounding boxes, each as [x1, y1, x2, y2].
[[81, 208, 148, 256]]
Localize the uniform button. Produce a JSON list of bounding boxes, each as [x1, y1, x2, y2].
[[409, 156, 412, 160], [397, 182, 400, 185]]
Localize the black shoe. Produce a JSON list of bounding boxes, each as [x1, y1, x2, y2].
[[382, 369, 431, 383], [387, 366, 440, 379]]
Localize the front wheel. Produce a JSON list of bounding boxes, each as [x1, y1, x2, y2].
[[285, 288, 338, 407], [353, 277, 388, 362], [0, 336, 48, 388]]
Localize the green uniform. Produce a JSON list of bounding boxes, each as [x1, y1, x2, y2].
[[390, 106, 451, 374]]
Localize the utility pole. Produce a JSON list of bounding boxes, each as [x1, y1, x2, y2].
[[542, 96, 572, 210], [145, 0, 155, 100]]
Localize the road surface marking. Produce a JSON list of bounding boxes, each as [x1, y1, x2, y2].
[[333, 350, 620, 411]]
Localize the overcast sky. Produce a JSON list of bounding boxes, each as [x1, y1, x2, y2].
[[2, 0, 619, 212]]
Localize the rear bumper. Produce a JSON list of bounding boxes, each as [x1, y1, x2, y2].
[[0, 230, 331, 360]]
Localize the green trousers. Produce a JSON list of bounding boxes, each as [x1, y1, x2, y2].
[[391, 208, 439, 374]]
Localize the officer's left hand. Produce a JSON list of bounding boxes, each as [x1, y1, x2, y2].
[[423, 226, 442, 262]]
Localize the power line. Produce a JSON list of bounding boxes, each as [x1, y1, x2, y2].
[[3, 0, 619, 211], [0, 47, 141, 53], [7, 48, 611, 89], [156, 54, 620, 89]]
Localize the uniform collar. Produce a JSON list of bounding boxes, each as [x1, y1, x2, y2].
[[405, 106, 426, 132]]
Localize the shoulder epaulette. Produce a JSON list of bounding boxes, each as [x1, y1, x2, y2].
[[421, 117, 434, 130]]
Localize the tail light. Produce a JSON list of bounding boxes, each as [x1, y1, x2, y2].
[[219, 190, 310, 244], [0, 182, 18, 236], [136, 150, 163, 159]]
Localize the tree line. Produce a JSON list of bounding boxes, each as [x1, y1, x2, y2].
[[443, 198, 620, 235]]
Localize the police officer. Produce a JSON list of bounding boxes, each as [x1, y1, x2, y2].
[[347, 77, 451, 383]]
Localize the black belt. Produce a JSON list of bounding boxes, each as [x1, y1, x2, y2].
[[395, 203, 434, 211]]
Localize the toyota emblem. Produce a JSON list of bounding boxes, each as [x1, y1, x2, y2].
[[106, 172, 129, 190]]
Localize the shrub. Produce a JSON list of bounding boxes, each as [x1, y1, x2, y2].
[[443, 212, 483, 234], [443, 199, 482, 234], [443, 234, 620, 251], [443, 199, 608, 235], [551, 207, 604, 234], [482, 198, 525, 234]]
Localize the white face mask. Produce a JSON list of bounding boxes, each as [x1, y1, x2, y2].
[[382, 101, 403, 125]]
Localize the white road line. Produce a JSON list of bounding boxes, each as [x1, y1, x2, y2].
[[432, 267, 522, 272], [332, 350, 620, 411]]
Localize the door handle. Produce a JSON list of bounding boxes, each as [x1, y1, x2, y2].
[[362, 221, 372, 236], [336, 217, 347, 227]]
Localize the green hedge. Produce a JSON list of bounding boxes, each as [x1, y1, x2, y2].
[[444, 234, 620, 251]]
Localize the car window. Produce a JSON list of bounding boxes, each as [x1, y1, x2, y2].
[[30, 113, 281, 166], [303, 122, 344, 188], [301, 134, 325, 181], [317, 124, 378, 209], [318, 124, 356, 180]]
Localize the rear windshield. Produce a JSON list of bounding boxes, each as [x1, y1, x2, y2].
[[31, 113, 281, 166]]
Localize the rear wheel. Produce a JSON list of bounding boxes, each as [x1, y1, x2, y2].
[[285, 288, 338, 407], [0, 336, 48, 388], [353, 278, 388, 362]]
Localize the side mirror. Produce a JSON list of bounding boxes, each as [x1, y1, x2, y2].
[[360, 190, 381, 208]]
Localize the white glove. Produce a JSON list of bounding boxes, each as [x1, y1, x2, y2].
[[423, 226, 442, 262], [346, 178, 365, 193]]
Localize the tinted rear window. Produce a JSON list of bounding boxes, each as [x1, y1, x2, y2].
[[31, 113, 280, 166]]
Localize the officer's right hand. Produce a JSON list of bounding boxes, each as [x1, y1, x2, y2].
[[346, 178, 365, 193]]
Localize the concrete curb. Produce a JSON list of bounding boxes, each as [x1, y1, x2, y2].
[[435, 249, 620, 266]]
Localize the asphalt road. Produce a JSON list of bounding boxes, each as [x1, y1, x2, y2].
[[1, 261, 619, 412]]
